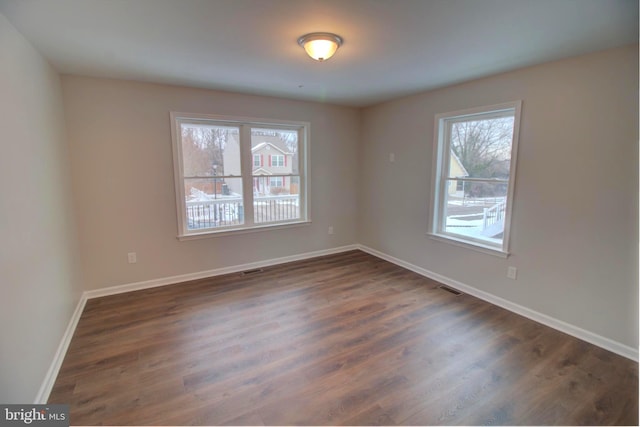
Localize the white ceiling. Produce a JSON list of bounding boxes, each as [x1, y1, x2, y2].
[[0, 0, 637, 107]]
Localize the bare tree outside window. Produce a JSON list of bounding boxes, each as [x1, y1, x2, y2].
[[430, 102, 521, 254], [181, 125, 235, 177], [450, 117, 513, 198]]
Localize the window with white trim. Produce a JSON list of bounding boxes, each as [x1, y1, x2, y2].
[[429, 101, 521, 255], [171, 113, 308, 237], [271, 154, 285, 167], [269, 176, 284, 187]]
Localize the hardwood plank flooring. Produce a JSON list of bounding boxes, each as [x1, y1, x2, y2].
[[48, 250, 638, 425]]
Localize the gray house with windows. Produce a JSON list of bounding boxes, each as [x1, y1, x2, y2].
[[223, 134, 295, 195]]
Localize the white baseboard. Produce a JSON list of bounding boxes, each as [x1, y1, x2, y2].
[[39, 241, 637, 404], [357, 244, 638, 362], [38, 244, 359, 403], [84, 244, 360, 300], [34, 293, 87, 404]]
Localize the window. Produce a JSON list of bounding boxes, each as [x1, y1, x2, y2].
[[171, 112, 308, 237], [271, 154, 285, 167], [429, 101, 521, 256], [269, 176, 284, 187]]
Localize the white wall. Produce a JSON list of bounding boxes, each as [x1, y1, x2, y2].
[[61, 76, 360, 291], [0, 14, 82, 402], [359, 45, 639, 349]]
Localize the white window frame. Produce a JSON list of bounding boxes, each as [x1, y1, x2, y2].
[[271, 154, 285, 167], [269, 176, 284, 187], [253, 154, 261, 167], [428, 101, 522, 257], [170, 112, 310, 239]]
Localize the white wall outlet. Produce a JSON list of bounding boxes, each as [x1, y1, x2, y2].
[[328, 226, 334, 235], [128, 252, 137, 264], [507, 266, 517, 280], [389, 152, 395, 163]]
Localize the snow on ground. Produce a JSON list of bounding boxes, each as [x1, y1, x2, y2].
[[445, 217, 501, 245]]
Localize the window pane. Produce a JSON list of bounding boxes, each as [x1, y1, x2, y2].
[[447, 115, 514, 179], [172, 113, 308, 237], [253, 176, 300, 224], [251, 128, 298, 175], [184, 177, 243, 230], [180, 123, 240, 177], [443, 180, 508, 246]]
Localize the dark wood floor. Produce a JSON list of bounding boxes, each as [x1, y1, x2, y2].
[[49, 250, 638, 425]]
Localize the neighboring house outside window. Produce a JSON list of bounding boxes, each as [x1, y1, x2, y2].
[[269, 176, 284, 187], [428, 101, 521, 256], [170, 112, 308, 237], [250, 138, 295, 196], [271, 154, 285, 167]]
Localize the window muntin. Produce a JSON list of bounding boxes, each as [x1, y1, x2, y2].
[[171, 113, 308, 237], [429, 102, 521, 255]]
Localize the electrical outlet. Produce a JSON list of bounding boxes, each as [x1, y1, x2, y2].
[[328, 226, 334, 235], [128, 252, 137, 264], [507, 266, 517, 280], [389, 152, 395, 163]]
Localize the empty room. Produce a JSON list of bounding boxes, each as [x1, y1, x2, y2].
[[0, 0, 638, 425]]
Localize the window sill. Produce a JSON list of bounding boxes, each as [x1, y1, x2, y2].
[[178, 220, 312, 241], [426, 232, 510, 258]]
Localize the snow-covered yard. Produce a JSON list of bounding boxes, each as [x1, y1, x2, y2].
[[444, 196, 506, 244]]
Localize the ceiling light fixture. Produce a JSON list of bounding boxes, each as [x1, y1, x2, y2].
[[297, 32, 343, 61]]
